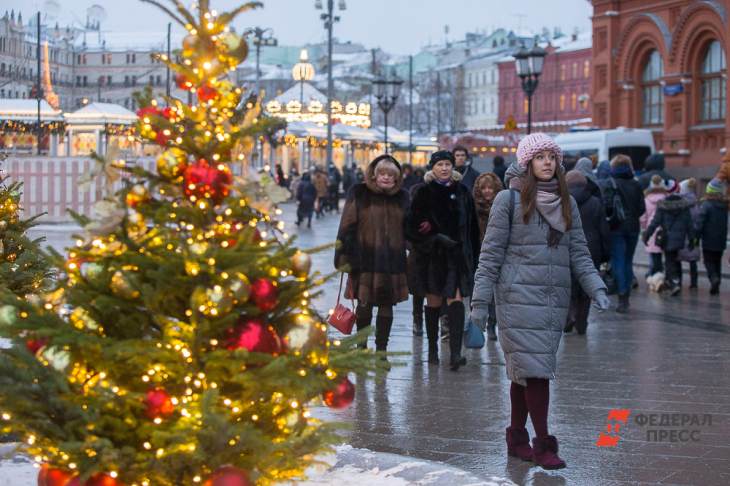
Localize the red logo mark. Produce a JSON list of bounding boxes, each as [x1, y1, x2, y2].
[[596, 409, 631, 447]]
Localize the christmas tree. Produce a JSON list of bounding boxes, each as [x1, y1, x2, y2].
[[0, 2, 376, 485], [0, 174, 53, 297]]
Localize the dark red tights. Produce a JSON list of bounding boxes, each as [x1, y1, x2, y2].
[[510, 378, 550, 438]]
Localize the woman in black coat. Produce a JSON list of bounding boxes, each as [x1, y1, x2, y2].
[[406, 150, 481, 370], [565, 170, 610, 334], [295, 173, 317, 228]]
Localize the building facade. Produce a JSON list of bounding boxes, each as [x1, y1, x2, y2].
[[498, 32, 593, 132], [591, 0, 729, 174]]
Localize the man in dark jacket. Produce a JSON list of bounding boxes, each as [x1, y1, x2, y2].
[[453, 145, 480, 192], [492, 156, 507, 187], [696, 178, 728, 295], [644, 190, 695, 296], [565, 170, 610, 334], [638, 153, 675, 190], [605, 155, 645, 312], [296, 173, 317, 228]]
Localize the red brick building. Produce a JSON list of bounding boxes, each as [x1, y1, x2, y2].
[[497, 33, 593, 132], [591, 0, 729, 176]]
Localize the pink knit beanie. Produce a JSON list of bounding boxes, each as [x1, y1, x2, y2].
[[516, 132, 563, 168]]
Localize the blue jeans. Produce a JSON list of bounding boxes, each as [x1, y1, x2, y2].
[[610, 231, 639, 295]]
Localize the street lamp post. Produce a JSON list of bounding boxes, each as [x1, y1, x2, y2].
[[513, 43, 547, 135], [292, 49, 315, 105], [245, 27, 278, 94], [316, 0, 346, 166], [373, 74, 403, 152]]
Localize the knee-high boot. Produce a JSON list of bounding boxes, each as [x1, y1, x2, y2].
[[424, 306, 440, 364], [447, 301, 466, 371], [355, 304, 372, 349], [375, 315, 393, 352]]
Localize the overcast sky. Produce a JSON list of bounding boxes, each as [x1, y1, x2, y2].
[[5, 0, 593, 54]]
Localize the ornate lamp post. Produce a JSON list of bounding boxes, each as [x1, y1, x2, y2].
[[513, 43, 547, 134], [292, 49, 315, 105], [373, 75, 403, 152]]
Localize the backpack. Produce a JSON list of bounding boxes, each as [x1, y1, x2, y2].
[[604, 178, 626, 226]]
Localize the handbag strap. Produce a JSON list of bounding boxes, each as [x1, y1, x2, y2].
[[335, 273, 356, 309]]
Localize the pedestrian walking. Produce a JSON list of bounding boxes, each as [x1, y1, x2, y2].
[[643, 181, 695, 296], [715, 151, 730, 202], [696, 178, 728, 295], [406, 150, 481, 370], [453, 145, 480, 192], [342, 163, 356, 196], [295, 173, 317, 228], [275, 164, 287, 187], [574, 157, 601, 197], [604, 154, 645, 312], [312, 166, 329, 218], [492, 155, 507, 187], [471, 133, 609, 470], [564, 170, 610, 335], [638, 153, 675, 190], [334, 155, 410, 357], [402, 163, 424, 192], [678, 178, 700, 289], [640, 175, 669, 277], [472, 172, 504, 341]]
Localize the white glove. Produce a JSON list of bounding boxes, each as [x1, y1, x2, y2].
[[470, 306, 489, 332], [593, 290, 610, 312]]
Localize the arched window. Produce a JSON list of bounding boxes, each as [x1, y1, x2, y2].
[[700, 40, 726, 121], [642, 50, 664, 125]]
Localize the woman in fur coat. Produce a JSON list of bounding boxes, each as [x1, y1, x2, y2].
[[406, 150, 481, 370]]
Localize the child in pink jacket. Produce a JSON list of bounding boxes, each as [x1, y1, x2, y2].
[[641, 175, 669, 276]]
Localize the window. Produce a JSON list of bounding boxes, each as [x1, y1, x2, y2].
[[83, 76, 88, 86], [571, 93, 577, 111], [560, 65, 566, 81], [641, 50, 664, 125], [523, 97, 528, 114], [1, 63, 4, 75], [76, 75, 82, 87], [107, 75, 112, 85], [700, 40, 726, 121], [156, 75, 161, 85], [573, 62, 578, 78], [559, 94, 566, 111], [124, 75, 130, 86], [583, 60, 590, 78]]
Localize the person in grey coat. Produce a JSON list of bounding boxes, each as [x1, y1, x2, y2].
[[470, 133, 610, 470]]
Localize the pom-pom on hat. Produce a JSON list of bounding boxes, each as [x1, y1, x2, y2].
[[516, 132, 563, 168], [428, 150, 455, 169]]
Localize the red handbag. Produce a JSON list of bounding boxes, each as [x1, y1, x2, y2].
[[327, 273, 356, 335]]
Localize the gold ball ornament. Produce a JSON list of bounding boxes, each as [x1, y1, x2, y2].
[[157, 148, 188, 180], [83, 262, 105, 281], [126, 210, 148, 241], [284, 314, 327, 355], [0, 220, 7, 230], [291, 251, 312, 278], [40, 346, 71, 372], [182, 34, 198, 57], [110, 270, 140, 299], [191, 285, 233, 317], [126, 184, 150, 208], [228, 272, 251, 303], [70, 307, 99, 331]]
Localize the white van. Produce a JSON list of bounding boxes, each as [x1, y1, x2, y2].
[[554, 128, 656, 171]]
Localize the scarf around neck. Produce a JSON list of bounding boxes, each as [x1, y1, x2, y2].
[[510, 177, 566, 247]]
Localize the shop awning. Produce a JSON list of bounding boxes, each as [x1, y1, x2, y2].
[[0, 99, 63, 122], [64, 102, 138, 126]]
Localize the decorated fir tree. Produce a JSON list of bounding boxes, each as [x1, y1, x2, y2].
[[0, 2, 375, 485], [0, 174, 53, 298]]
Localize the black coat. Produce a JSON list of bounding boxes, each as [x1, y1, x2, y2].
[[607, 173, 645, 234], [492, 163, 507, 187], [697, 195, 728, 252], [296, 179, 317, 212], [570, 185, 610, 265], [645, 195, 695, 252], [638, 154, 674, 190], [455, 165, 480, 192], [405, 172, 481, 298]]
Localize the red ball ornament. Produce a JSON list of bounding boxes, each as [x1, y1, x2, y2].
[[183, 159, 232, 204], [203, 466, 252, 486], [323, 377, 355, 409], [136, 106, 161, 118], [197, 84, 219, 103], [161, 106, 175, 120], [155, 131, 170, 146], [84, 474, 123, 486], [175, 73, 194, 91], [225, 319, 282, 355], [144, 387, 175, 419], [38, 464, 75, 486], [26, 337, 49, 355], [250, 278, 277, 312]]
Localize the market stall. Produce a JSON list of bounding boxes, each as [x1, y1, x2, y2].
[[0, 99, 65, 155], [63, 102, 139, 156]]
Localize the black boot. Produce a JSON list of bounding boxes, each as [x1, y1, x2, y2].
[[375, 315, 393, 352], [447, 301, 466, 371], [424, 306, 440, 364], [487, 323, 498, 341], [710, 277, 721, 295], [355, 304, 372, 349], [412, 300, 424, 336], [616, 293, 628, 314]]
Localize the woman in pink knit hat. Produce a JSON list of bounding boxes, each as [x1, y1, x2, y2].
[[471, 133, 610, 469]]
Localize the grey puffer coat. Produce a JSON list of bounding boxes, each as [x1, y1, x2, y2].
[[472, 169, 606, 386]]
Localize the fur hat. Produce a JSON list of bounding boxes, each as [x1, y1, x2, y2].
[[565, 170, 587, 188], [706, 177, 726, 195], [679, 178, 697, 195], [516, 132, 563, 168], [429, 150, 455, 169]]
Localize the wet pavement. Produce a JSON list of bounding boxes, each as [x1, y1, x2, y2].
[[29, 202, 730, 486]]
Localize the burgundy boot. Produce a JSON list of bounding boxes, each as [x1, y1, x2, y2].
[[531, 435, 566, 470], [505, 426, 533, 461]]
